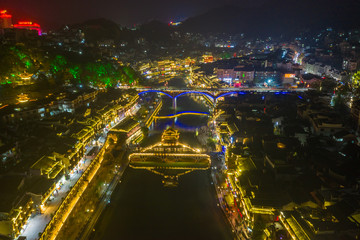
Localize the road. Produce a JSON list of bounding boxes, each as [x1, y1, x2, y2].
[[20, 145, 99, 240], [20, 113, 131, 240]]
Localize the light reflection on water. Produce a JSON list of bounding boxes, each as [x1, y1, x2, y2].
[[150, 97, 209, 131], [151, 116, 208, 131]]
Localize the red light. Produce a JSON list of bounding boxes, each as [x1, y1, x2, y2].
[[14, 21, 42, 35], [15, 22, 40, 27], [0, 14, 12, 18], [18, 21, 33, 25], [237, 209, 243, 218], [0, 10, 12, 18]]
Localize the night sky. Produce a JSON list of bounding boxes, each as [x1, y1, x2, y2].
[[2, 0, 262, 29]]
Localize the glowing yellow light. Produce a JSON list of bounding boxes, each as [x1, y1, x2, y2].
[[277, 142, 286, 149]]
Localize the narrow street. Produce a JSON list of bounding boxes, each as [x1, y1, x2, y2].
[[20, 129, 112, 239]]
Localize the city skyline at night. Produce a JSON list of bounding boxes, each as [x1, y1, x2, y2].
[[1, 1, 360, 240]]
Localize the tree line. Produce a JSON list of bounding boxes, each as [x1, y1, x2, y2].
[[0, 44, 142, 88]]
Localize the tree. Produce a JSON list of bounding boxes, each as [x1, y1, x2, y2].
[[321, 77, 337, 93], [50, 55, 67, 74], [0, 45, 27, 84], [352, 70, 360, 97], [50, 55, 68, 85], [69, 65, 81, 80]]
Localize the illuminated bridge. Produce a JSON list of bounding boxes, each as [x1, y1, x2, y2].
[[129, 128, 210, 186], [138, 89, 242, 101], [154, 111, 209, 120], [137, 87, 306, 107]]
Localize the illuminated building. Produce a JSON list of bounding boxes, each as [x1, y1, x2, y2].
[[17, 72, 34, 85], [30, 155, 66, 179], [233, 66, 255, 84], [129, 127, 210, 186], [169, 21, 182, 26], [0, 10, 12, 28], [0, 176, 35, 239], [216, 67, 235, 85], [13, 21, 42, 36], [254, 67, 280, 83], [282, 73, 296, 85], [216, 66, 255, 86], [279, 210, 359, 240], [111, 116, 143, 144], [17, 93, 30, 103], [202, 55, 214, 63]]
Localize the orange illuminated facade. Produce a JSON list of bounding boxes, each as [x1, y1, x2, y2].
[[202, 55, 214, 63], [13, 21, 42, 35], [284, 73, 295, 78], [0, 10, 13, 28]]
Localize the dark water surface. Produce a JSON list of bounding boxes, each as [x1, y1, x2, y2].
[[91, 169, 233, 240]]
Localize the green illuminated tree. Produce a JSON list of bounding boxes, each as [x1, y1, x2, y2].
[[121, 66, 140, 85], [83, 62, 126, 87], [0, 44, 142, 88], [352, 71, 360, 97], [49, 55, 69, 85], [0, 46, 28, 84], [68, 65, 82, 85], [50, 55, 67, 74]]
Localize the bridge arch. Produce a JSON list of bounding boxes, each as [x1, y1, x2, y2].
[[138, 90, 173, 98], [154, 111, 210, 119], [174, 91, 215, 100], [215, 91, 239, 99]]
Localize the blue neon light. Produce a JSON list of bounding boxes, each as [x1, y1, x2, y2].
[[159, 111, 210, 117], [174, 91, 215, 100], [216, 91, 239, 99]]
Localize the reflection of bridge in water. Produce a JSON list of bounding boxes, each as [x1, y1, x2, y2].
[[129, 128, 210, 187]]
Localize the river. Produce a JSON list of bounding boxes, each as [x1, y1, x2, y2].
[[90, 78, 234, 240]]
